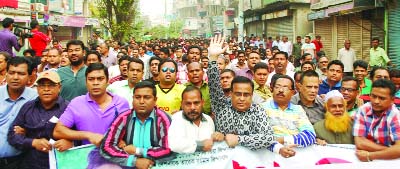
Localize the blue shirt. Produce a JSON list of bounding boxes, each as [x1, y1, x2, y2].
[[0, 29, 20, 56], [318, 79, 341, 95], [0, 86, 37, 157], [132, 110, 155, 158]]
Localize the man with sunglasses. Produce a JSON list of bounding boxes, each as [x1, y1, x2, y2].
[[7, 71, 69, 169], [156, 59, 185, 115]]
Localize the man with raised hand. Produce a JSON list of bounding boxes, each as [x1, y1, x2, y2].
[[207, 35, 291, 158]]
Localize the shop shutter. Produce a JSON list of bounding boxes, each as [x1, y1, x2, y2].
[[337, 15, 349, 59], [388, 5, 400, 69], [266, 16, 293, 41], [361, 16, 371, 61], [348, 13, 363, 60], [315, 17, 334, 60]]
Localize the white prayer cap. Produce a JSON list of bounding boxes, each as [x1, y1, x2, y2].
[[324, 90, 344, 103]]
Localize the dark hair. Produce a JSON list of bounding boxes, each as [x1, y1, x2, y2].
[[134, 80, 157, 97], [301, 61, 315, 70], [128, 58, 144, 71], [159, 47, 170, 55], [182, 85, 202, 99], [353, 60, 368, 70], [187, 45, 201, 54], [7, 56, 33, 75], [316, 51, 326, 57], [30, 19, 39, 29], [300, 70, 319, 84], [237, 50, 245, 57], [253, 62, 268, 73], [85, 62, 109, 80], [149, 56, 162, 66], [67, 40, 85, 51], [372, 79, 396, 97], [85, 50, 102, 63], [305, 36, 311, 40], [294, 71, 303, 83], [301, 53, 312, 60], [272, 51, 288, 60], [201, 56, 209, 61], [2, 18, 14, 28], [390, 69, 400, 78], [372, 37, 380, 42], [341, 76, 360, 90], [23, 49, 36, 57], [271, 74, 295, 90], [158, 59, 178, 72], [327, 60, 344, 72], [118, 55, 131, 65], [221, 69, 236, 77], [370, 66, 389, 80], [271, 46, 280, 51], [231, 76, 254, 92]]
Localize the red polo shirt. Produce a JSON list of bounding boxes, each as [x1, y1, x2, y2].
[[28, 30, 50, 56]]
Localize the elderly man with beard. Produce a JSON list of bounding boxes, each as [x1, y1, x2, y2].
[[314, 90, 354, 145], [168, 86, 224, 153], [57, 40, 87, 101]]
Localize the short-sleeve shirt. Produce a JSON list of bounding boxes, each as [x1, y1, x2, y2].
[[155, 84, 185, 115], [353, 102, 400, 146], [57, 65, 87, 101], [59, 92, 130, 144], [301, 43, 316, 58]]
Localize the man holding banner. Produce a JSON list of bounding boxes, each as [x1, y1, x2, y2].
[[353, 79, 400, 162], [207, 35, 291, 158], [100, 81, 172, 168], [168, 86, 224, 153]]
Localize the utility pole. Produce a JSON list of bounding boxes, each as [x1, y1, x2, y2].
[[238, 0, 244, 43]]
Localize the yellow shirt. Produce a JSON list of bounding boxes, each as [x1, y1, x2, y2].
[[156, 84, 185, 115]]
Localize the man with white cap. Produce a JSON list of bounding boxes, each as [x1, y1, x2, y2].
[[313, 90, 354, 145], [7, 71, 70, 169]]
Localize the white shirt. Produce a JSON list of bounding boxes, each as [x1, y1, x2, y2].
[[279, 41, 293, 56], [108, 65, 120, 79], [338, 47, 356, 72], [301, 43, 316, 59], [272, 40, 282, 48], [139, 54, 151, 79], [266, 70, 295, 87], [168, 111, 215, 154]]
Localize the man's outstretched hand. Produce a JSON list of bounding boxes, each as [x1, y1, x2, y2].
[[208, 34, 228, 61]]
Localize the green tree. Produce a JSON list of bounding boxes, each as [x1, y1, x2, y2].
[[91, 0, 138, 41], [143, 20, 184, 39]]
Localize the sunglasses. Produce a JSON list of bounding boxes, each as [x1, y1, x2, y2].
[[161, 67, 175, 73]]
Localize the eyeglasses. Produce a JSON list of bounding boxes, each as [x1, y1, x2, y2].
[[38, 83, 59, 88], [161, 67, 175, 73], [340, 87, 357, 92], [273, 86, 292, 91]]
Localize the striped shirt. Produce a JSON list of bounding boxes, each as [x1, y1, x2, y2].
[[261, 99, 316, 147], [353, 103, 400, 146], [100, 108, 172, 167]]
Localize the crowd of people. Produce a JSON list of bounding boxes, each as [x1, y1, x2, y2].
[[1, 17, 400, 169]]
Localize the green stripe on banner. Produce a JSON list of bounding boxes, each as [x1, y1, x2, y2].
[[53, 144, 95, 169]]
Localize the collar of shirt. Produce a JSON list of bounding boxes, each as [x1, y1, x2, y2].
[[133, 108, 156, 121], [269, 99, 294, 110], [185, 81, 207, 88], [181, 111, 207, 123], [365, 103, 393, 117], [253, 80, 266, 90], [322, 79, 341, 88], [33, 96, 65, 110], [85, 91, 116, 103], [1, 86, 33, 101]]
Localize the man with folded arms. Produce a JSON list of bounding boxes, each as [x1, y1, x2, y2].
[[353, 79, 400, 162]]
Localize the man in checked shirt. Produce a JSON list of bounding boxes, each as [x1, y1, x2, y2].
[[353, 79, 400, 162]]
